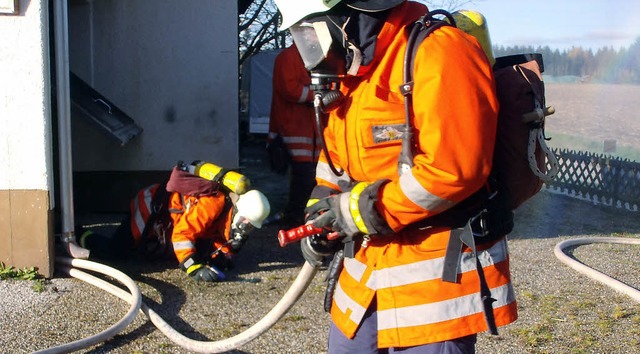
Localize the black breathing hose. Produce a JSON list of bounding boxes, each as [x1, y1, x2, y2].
[[313, 91, 344, 177]]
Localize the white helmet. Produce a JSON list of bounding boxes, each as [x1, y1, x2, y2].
[[275, 0, 342, 30], [233, 190, 271, 228], [274, 0, 406, 30]]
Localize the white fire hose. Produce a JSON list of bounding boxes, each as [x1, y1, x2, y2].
[[554, 237, 640, 303], [36, 257, 318, 353], [34, 258, 142, 354], [39, 237, 639, 353]]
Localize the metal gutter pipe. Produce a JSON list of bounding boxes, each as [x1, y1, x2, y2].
[[53, 0, 90, 258]]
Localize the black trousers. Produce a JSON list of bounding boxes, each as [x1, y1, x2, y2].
[[284, 161, 317, 225], [79, 216, 134, 260]]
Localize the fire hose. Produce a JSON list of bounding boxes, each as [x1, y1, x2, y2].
[[554, 236, 640, 303], [36, 225, 321, 354], [38, 228, 640, 352], [33, 258, 142, 354]]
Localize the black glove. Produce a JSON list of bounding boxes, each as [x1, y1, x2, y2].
[[229, 232, 248, 252], [180, 255, 226, 282], [300, 233, 340, 267], [210, 252, 234, 271], [305, 180, 393, 239], [189, 265, 225, 282], [305, 196, 347, 239], [229, 220, 254, 252]]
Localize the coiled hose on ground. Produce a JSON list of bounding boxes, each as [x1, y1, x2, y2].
[[37, 237, 638, 352], [554, 237, 640, 303], [36, 257, 318, 353], [33, 258, 143, 354]]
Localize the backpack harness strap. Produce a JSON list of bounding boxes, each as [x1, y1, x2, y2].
[[400, 9, 499, 335], [398, 11, 454, 175], [442, 213, 499, 335]]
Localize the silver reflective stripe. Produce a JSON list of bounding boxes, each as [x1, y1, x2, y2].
[[332, 282, 368, 324], [374, 239, 508, 289], [316, 161, 352, 186], [133, 186, 154, 234], [133, 204, 145, 235], [289, 149, 313, 158], [298, 85, 310, 103], [399, 169, 456, 213], [377, 283, 515, 330], [172, 241, 195, 250], [283, 136, 315, 145], [343, 257, 368, 283], [343, 238, 509, 290], [338, 192, 360, 236]]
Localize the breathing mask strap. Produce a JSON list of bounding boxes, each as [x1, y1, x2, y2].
[[328, 14, 362, 76]]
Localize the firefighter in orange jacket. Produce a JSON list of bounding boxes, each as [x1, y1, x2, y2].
[[274, 0, 517, 353], [79, 162, 271, 283], [267, 43, 320, 226]]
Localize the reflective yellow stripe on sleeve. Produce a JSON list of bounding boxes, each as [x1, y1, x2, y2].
[[349, 182, 371, 235]]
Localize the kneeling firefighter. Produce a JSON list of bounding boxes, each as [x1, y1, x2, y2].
[[79, 160, 270, 282], [274, 0, 517, 353]]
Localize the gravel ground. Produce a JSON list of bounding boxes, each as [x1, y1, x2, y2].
[[1, 141, 639, 354]]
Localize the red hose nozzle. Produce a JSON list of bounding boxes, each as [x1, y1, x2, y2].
[[278, 224, 325, 247]]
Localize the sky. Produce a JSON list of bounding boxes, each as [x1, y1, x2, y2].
[[454, 0, 640, 51]]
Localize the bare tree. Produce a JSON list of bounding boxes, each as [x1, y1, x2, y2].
[[239, 0, 288, 66], [238, 0, 475, 65]]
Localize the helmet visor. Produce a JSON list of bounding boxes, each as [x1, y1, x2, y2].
[[290, 21, 334, 71]]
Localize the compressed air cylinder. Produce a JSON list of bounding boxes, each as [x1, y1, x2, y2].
[[188, 161, 250, 195], [452, 10, 495, 66]]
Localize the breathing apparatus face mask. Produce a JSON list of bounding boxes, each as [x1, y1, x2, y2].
[[289, 15, 362, 78], [232, 216, 255, 237]]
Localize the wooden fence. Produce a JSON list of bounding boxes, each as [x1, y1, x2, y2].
[[544, 148, 640, 211]]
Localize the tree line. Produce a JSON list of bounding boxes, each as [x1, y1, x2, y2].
[[238, 1, 639, 85], [494, 39, 640, 84]]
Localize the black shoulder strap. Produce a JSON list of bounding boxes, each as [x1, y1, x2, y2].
[[398, 11, 502, 336], [402, 10, 456, 91], [397, 10, 455, 174]]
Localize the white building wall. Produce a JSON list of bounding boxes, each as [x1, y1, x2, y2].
[[0, 0, 53, 192], [68, 0, 239, 172]]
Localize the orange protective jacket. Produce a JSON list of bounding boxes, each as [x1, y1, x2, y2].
[[130, 183, 164, 244], [169, 192, 233, 264], [268, 44, 321, 163], [315, 2, 517, 348]]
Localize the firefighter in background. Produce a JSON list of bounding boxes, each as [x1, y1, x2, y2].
[[274, 0, 517, 353], [266, 43, 320, 227], [79, 161, 270, 283]]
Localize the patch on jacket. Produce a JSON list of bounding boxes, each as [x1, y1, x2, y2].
[[372, 124, 405, 144]]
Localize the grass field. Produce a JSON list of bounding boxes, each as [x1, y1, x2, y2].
[[544, 83, 640, 162]]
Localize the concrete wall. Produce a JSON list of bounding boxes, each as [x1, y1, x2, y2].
[[0, 0, 55, 277], [67, 0, 239, 172], [0, 0, 239, 276], [65, 0, 239, 212]]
